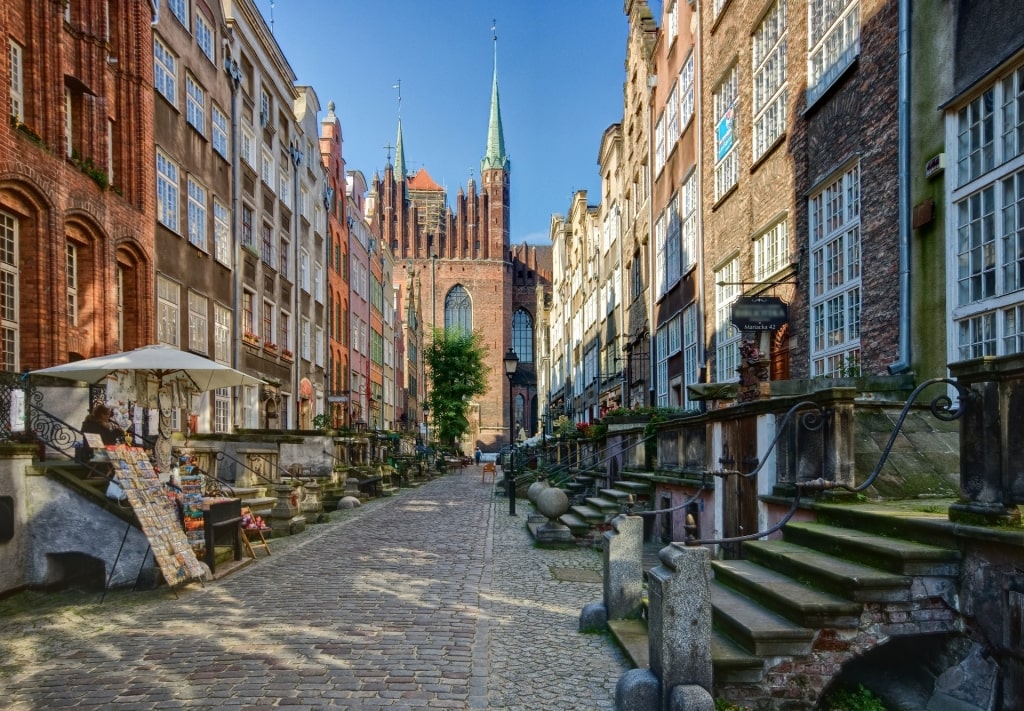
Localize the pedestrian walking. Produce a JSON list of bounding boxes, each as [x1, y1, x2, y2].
[[474, 446, 482, 465]]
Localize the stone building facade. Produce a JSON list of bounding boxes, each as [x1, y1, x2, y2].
[[2, 0, 155, 372]]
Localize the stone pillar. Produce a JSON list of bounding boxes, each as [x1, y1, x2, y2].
[[270, 482, 300, 537], [300, 480, 323, 523], [647, 544, 712, 710], [604, 514, 644, 621], [948, 356, 1024, 525]]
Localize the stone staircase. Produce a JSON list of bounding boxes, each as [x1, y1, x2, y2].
[[608, 505, 963, 705], [558, 471, 654, 537]]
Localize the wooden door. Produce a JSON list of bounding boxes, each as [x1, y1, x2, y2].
[[721, 416, 760, 559]]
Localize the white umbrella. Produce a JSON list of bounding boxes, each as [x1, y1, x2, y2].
[[31, 344, 264, 392]]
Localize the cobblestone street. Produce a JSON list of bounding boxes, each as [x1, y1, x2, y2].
[[0, 468, 629, 710]]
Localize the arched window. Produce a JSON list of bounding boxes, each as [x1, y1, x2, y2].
[[515, 393, 525, 438], [444, 285, 472, 333], [512, 308, 533, 362]]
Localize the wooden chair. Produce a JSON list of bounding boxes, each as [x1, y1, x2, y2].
[[240, 507, 271, 558], [481, 461, 496, 483]]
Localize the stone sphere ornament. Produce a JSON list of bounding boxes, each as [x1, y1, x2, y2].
[[527, 479, 550, 504], [535, 486, 570, 520]]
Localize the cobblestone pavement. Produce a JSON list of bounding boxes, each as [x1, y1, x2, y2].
[[0, 467, 629, 709]]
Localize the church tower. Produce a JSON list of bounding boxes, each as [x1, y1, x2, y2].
[[480, 31, 510, 258]]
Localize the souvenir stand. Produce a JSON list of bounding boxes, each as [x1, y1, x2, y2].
[[102, 445, 206, 600], [179, 461, 243, 573]]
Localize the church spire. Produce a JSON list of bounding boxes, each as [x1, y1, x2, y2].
[[393, 80, 407, 180], [480, 21, 508, 172]]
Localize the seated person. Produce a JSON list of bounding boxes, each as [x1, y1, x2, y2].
[[80, 404, 124, 458]]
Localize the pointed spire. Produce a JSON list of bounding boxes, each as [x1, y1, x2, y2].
[[481, 20, 509, 172], [395, 118, 407, 181]]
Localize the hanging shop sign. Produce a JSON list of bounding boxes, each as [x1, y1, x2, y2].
[[731, 296, 788, 331]]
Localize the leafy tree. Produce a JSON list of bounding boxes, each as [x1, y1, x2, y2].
[[424, 328, 489, 449]]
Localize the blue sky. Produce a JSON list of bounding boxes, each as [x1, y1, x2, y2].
[[254, 1, 630, 245]]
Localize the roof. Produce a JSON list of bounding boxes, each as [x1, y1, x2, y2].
[[407, 168, 444, 191]]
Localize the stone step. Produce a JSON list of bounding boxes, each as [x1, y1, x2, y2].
[[606, 619, 763, 683], [558, 513, 591, 535], [711, 580, 814, 657], [599, 488, 633, 502], [743, 540, 913, 603], [712, 559, 861, 629], [614, 480, 653, 495], [570, 505, 608, 525], [783, 521, 962, 576], [585, 496, 622, 514]]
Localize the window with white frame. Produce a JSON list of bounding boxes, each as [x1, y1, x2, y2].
[[314, 261, 324, 302], [754, 219, 789, 281], [279, 310, 291, 354], [262, 299, 275, 345], [300, 187, 309, 220], [153, 36, 176, 105], [301, 317, 311, 360], [195, 12, 214, 61], [654, 113, 666, 175], [214, 388, 230, 432], [241, 126, 254, 166], [242, 290, 255, 336], [753, 0, 787, 160], [679, 51, 694, 132], [299, 249, 310, 292], [9, 40, 24, 122], [666, 192, 681, 286], [655, 325, 669, 406], [156, 150, 179, 231], [157, 276, 180, 346], [714, 66, 739, 200], [65, 242, 78, 327], [315, 326, 324, 367], [185, 74, 205, 134], [666, 1, 678, 44], [666, 81, 679, 145], [807, 0, 860, 105], [715, 258, 742, 382], [668, 313, 682, 355], [809, 162, 861, 375], [681, 171, 697, 271], [212, 105, 228, 157], [655, 211, 667, 297], [213, 198, 229, 265], [188, 291, 208, 354], [259, 88, 271, 127], [168, 0, 188, 26], [279, 163, 291, 208], [950, 60, 1024, 360], [214, 302, 230, 363], [279, 235, 289, 278], [1, 211, 19, 372], [261, 147, 274, 186], [682, 304, 699, 407], [187, 177, 207, 250]]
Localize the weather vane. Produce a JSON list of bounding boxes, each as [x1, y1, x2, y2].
[[392, 79, 402, 118], [491, 19, 497, 41]]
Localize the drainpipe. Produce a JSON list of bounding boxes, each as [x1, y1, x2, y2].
[[693, 0, 707, 398], [888, 0, 912, 375], [291, 142, 302, 428], [224, 45, 243, 429]]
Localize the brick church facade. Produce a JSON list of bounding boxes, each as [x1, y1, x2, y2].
[[368, 46, 551, 452]]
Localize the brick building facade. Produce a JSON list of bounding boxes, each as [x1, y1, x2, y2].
[[2, 0, 156, 372]]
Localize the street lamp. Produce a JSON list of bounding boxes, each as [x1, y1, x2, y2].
[[503, 347, 519, 515]]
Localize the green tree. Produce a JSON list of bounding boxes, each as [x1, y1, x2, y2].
[[425, 328, 489, 449]]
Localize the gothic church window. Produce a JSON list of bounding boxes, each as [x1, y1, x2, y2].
[[512, 308, 533, 363], [444, 285, 472, 334]]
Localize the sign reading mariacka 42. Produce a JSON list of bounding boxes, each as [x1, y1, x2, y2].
[[730, 296, 788, 331]]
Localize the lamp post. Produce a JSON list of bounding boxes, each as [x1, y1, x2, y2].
[[503, 347, 519, 515]]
